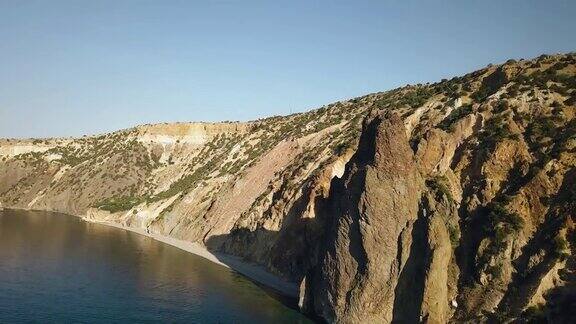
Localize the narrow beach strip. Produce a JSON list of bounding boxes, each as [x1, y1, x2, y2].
[[82, 217, 299, 298]]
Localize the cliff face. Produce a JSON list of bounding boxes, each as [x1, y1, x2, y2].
[[301, 112, 460, 323], [302, 54, 576, 323], [1, 53, 575, 322], [302, 112, 424, 323]]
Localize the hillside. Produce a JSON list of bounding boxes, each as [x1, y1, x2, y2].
[[1, 53, 575, 322]]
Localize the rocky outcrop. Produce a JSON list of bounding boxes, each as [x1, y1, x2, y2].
[[300, 112, 466, 323], [298, 55, 576, 323], [135, 122, 252, 145], [302, 112, 425, 322]]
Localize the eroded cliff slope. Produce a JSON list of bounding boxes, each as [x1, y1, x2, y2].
[[1, 53, 575, 322]]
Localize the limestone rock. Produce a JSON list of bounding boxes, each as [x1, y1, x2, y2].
[[304, 112, 424, 323]]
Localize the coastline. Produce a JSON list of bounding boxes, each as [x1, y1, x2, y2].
[[82, 217, 300, 297], [0, 207, 299, 299], [1, 207, 299, 298]]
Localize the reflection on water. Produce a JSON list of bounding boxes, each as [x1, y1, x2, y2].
[[0, 209, 311, 323]]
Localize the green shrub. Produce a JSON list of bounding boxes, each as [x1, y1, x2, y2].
[[479, 115, 518, 154], [476, 201, 525, 267], [426, 175, 454, 203], [493, 100, 509, 114], [486, 264, 503, 279], [485, 202, 524, 234], [448, 224, 460, 247], [399, 87, 433, 108], [331, 142, 348, 155], [438, 104, 473, 131], [95, 196, 144, 213], [552, 235, 570, 261], [471, 67, 508, 101]]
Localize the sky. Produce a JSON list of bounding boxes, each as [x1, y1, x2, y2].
[[0, 0, 575, 138]]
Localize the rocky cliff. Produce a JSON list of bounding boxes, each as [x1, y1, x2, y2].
[[301, 112, 425, 323], [1, 53, 575, 322]]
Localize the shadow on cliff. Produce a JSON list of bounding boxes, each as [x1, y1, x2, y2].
[[202, 183, 330, 322], [494, 168, 576, 319], [391, 207, 428, 323]]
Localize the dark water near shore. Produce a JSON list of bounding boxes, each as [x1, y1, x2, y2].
[[0, 209, 311, 323]]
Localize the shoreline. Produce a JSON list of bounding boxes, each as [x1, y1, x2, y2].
[[1, 207, 299, 298], [83, 217, 299, 298]]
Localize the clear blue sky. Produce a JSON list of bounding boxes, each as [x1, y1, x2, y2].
[[1, 0, 575, 138]]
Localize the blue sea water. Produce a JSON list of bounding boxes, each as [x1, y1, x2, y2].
[[0, 209, 311, 323]]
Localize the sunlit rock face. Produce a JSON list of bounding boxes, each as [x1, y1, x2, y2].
[[1, 53, 575, 323], [302, 112, 424, 323]]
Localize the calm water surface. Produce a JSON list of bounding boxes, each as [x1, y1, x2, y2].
[[0, 209, 311, 323]]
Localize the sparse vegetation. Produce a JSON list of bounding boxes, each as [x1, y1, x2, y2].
[[94, 196, 144, 213], [485, 202, 524, 233], [552, 235, 570, 261], [0, 53, 575, 324], [478, 114, 518, 155], [399, 87, 433, 108], [426, 175, 453, 203], [476, 201, 524, 271], [471, 67, 508, 101], [448, 224, 460, 247], [437, 104, 472, 131]]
